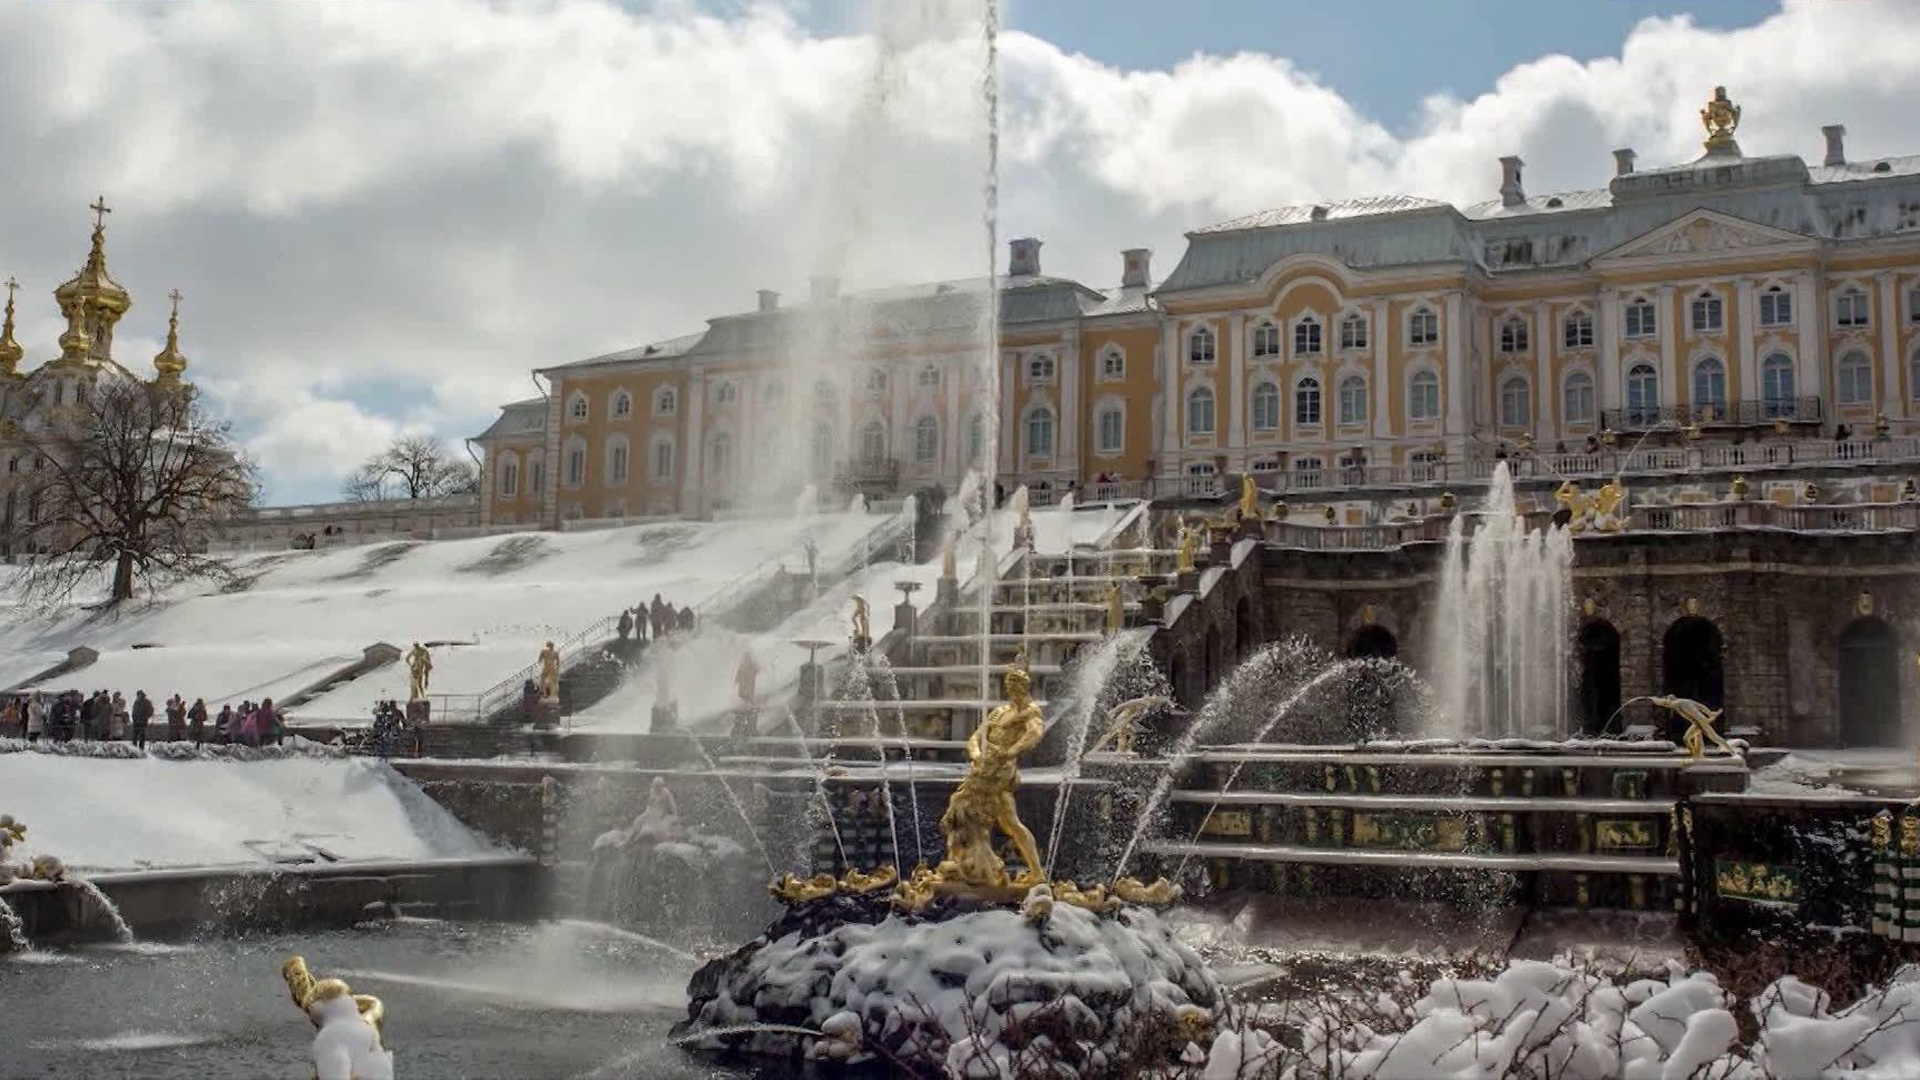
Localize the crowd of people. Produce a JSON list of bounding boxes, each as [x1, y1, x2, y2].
[[615, 593, 697, 642], [0, 689, 288, 748]]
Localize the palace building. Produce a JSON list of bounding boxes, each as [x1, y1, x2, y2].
[[474, 89, 1920, 525]]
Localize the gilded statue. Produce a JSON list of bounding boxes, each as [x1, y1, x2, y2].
[[769, 873, 839, 903], [404, 642, 432, 702], [1700, 86, 1741, 151], [1554, 481, 1593, 534], [1104, 581, 1124, 634], [1112, 876, 1181, 907], [849, 594, 871, 649], [936, 660, 1047, 888], [1239, 475, 1258, 521], [1648, 695, 1739, 760], [282, 955, 393, 1080], [734, 651, 759, 706], [1175, 521, 1197, 573], [837, 865, 898, 894], [537, 641, 562, 700], [941, 538, 957, 580], [1091, 694, 1173, 756], [1592, 480, 1629, 532]]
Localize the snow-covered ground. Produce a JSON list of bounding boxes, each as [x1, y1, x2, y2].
[[0, 507, 895, 723], [0, 750, 497, 872]]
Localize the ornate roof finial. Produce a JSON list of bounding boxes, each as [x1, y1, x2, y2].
[[153, 287, 189, 382], [1700, 86, 1742, 157], [0, 276, 22, 376], [54, 196, 130, 363]]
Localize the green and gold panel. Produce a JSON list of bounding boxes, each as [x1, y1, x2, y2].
[[1593, 817, 1662, 854], [1200, 809, 1254, 838], [1713, 859, 1800, 907], [1351, 812, 1467, 852]]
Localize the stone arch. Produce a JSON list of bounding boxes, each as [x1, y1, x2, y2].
[[1234, 597, 1255, 662], [1838, 616, 1901, 747], [1344, 625, 1400, 740], [1575, 618, 1622, 736], [1346, 624, 1398, 659], [1204, 624, 1225, 695], [1661, 616, 1725, 740]]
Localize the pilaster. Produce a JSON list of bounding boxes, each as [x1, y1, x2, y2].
[[1533, 300, 1552, 443], [1656, 284, 1677, 410], [1061, 328, 1082, 478], [1443, 291, 1467, 458], [1160, 323, 1180, 476], [680, 373, 706, 516], [1797, 273, 1823, 407], [1735, 277, 1757, 406], [1370, 299, 1391, 441], [1879, 272, 1902, 417], [541, 385, 562, 527], [1598, 289, 1622, 413], [1226, 313, 1246, 452]]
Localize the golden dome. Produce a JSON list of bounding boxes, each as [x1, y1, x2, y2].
[[0, 276, 22, 377], [153, 288, 188, 381], [52, 197, 132, 319]]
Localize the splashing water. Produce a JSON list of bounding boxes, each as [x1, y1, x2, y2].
[[549, 918, 699, 963], [668, 1023, 828, 1046], [1041, 628, 1153, 878], [863, 650, 924, 868], [834, 652, 903, 875], [681, 741, 778, 878], [69, 877, 134, 943], [0, 895, 29, 951], [781, 709, 849, 872]]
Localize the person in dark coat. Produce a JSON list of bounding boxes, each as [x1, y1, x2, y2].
[[188, 698, 209, 746], [617, 609, 634, 641], [130, 690, 155, 749]]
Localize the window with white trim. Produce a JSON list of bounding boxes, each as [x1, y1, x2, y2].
[[1563, 372, 1595, 424], [1337, 375, 1367, 426], [1498, 315, 1529, 354], [1188, 327, 1216, 365], [1292, 315, 1323, 357], [1837, 350, 1873, 405], [1690, 292, 1724, 334], [813, 380, 836, 408], [654, 387, 677, 417], [1024, 408, 1055, 457], [1762, 353, 1795, 415], [1099, 348, 1125, 380], [529, 458, 544, 495], [568, 392, 588, 421], [1408, 307, 1438, 347], [1339, 313, 1368, 351], [1027, 354, 1055, 382], [650, 439, 675, 480], [605, 437, 630, 484], [715, 381, 738, 407], [917, 365, 940, 389], [1563, 311, 1593, 349], [1759, 286, 1793, 328], [1250, 382, 1280, 432], [499, 454, 519, 498], [1096, 406, 1124, 453], [1836, 287, 1871, 329], [1626, 363, 1659, 424], [1251, 322, 1280, 358], [859, 421, 887, 462], [1691, 357, 1727, 417], [1186, 385, 1216, 437], [1294, 377, 1322, 426], [1624, 298, 1656, 339], [564, 441, 586, 487], [912, 416, 939, 464], [1908, 285, 1920, 325], [1498, 374, 1531, 428], [865, 369, 889, 394], [1409, 370, 1440, 422], [611, 391, 632, 419], [810, 424, 835, 476]]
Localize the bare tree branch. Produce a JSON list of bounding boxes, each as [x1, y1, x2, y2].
[[341, 434, 477, 501]]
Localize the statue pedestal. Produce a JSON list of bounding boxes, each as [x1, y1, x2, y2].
[[530, 698, 560, 729], [405, 699, 431, 725], [1174, 569, 1199, 593], [1236, 518, 1264, 542], [935, 574, 959, 610], [1208, 537, 1232, 565], [729, 705, 759, 740], [651, 702, 680, 733], [893, 601, 916, 638]]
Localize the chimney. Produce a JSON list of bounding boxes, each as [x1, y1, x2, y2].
[[1822, 124, 1847, 167], [1613, 148, 1637, 177], [1499, 155, 1526, 208], [809, 275, 839, 303], [756, 289, 780, 312], [1121, 248, 1151, 289], [1008, 237, 1042, 277]]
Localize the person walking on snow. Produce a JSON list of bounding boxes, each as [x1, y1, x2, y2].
[[188, 698, 209, 746], [130, 690, 154, 749]]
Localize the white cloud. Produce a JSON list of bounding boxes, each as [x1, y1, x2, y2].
[[0, 0, 1913, 501]]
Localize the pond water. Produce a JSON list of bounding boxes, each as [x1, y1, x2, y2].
[[0, 918, 748, 1079]]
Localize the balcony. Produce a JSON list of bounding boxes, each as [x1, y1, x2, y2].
[[833, 457, 900, 492], [1600, 396, 1823, 432]]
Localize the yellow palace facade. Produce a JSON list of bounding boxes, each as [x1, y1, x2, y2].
[[474, 90, 1920, 525]]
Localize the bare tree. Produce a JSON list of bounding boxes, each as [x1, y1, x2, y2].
[[10, 379, 259, 604], [341, 434, 479, 501]]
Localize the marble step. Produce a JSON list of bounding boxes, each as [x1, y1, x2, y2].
[[1143, 840, 1680, 876]]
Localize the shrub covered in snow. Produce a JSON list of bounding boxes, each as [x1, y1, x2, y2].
[[0, 736, 345, 762]]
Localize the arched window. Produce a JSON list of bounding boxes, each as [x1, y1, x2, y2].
[[1836, 287, 1871, 329], [761, 380, 784, 406], [714, 381, 738, 407], [813, 380, 836, 408], [1250, 382, 1280, 432], [611, 390, 632, 419], [1096, 405, 1124, 453], [1186, 385, 1216, 436], [1188, 327, 1216, 365], [1024, 407, 1055, 458], [1563, 372, 1595, 424], [1251, 321, 1280, 358], [1624, 298, 1656, 339], [1498, 374, 1531, 428], [1099, 348, 1125, 380], [1339, 313, 1368, 351], [649, 438, 675, 481], [1838, 350, 1873, 405], [605, 435, 630, 484], [917, 364, 940, 389], [1690, 292, 1723, 333], [1759, 286, 1793, 327], [864, 369, 888, 395], [1294, 377, 1322, 426], [498, 452, 520, 498], [709, 433, 733, 479], [1691, 356, 1727, 418], [1498, 315, 1529, 354], [564, 439, 587, 488], [912, 416, 939, 464], [1027, 354, 1055, 382], [966, 413, 986, 465], [1293, 315, 1323, 357], [567, 392, 589, 421], [1563, 310, 1594, 349], [1337, 374, 1367, 426], [1626, 363, 1659, 425], [1408, 307, 1439, 347], [810, 423, 836, 476], [654, 387, 677, 417], [1763, 353, 1796, 415], [1409, 370, 1440, 422], [858, 420, 888, 463]]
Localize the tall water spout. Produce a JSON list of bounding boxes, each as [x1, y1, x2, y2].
[[1429, 462, 1573, 740]]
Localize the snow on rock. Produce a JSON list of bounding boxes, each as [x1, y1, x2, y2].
[[676, 892, 1221, 1076]]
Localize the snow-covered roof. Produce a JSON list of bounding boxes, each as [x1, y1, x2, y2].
[[471, 398, 547, 442]]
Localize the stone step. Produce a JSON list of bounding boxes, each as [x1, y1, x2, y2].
[[1168, 790, 1675, 813], [1144, 840, 1680, 876]]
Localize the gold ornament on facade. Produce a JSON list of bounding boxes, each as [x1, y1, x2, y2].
[[1323, 505, 1337, 525], [1877, 414, 1891, 439], [1903, 478, 1918, 502], [0, 275, 23, 377], [1683, 597, 1701, 616], [769, 872, 839, 902], [151, 288, 189, 382], [1700, 86, 1742, 154], [1174, 522, 1197, 573], [1599, 428, 1618, 448], [1439, 491, 1458, 512], [1592, 480, 1630, 532], [1803, 481, 1820, 502], [1582, 596, 1597, 617], [1648, 695, 1737, 760], [1239, 474, 1258, 521], [1858, 592, 1875, 617], [1271, 500, 1288, 520], [1729, 475, 1749, 500]]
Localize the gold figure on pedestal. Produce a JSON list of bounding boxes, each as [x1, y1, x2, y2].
[[1175, 522, 1197, 573], [936, 660, 1048, 888], [405, 642, 432, 702], [849, 594, 870, 649], [1104, 582, 1124, 634], [1700, 86, 1741, 153], [537, 641, 562, 700], [1593, 480, 1630, 532], [282, 955, 393, 1080], [1554, 481, 1593, 533], [1239, 475, 1258, 521], [1648, 695, 1739, 760]]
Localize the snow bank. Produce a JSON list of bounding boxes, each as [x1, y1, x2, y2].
[[0, 750, 497, 871]]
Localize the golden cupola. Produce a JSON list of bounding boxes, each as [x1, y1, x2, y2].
[[51, 197, 131, 365], [152, 288, 189, 383], [0, 276, 23, 378]]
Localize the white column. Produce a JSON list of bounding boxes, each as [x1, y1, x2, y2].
[[999, 352, 1017, 476], [1533, 301, 1553, 443], [1736, 277, 1758, 409], [1226, 314, 1246, 453], [890, 359, 909, 475], [1160, 324, 1181, 476], [1443, 292, 1467, 451], [1370, 299, 1391, 441], [1656, 284, 1678, 410], [1060, 330, 1081, 477], [679, 373, 706, 514], [541, 386, 562, 526], [1598, 289, 1622, 416], [1879, 272, 1903, 417], [1797, 273, 1824, 406]]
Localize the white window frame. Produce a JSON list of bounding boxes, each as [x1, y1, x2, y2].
[[1762, 353, 1796, 413], [610, 390, 633, 420], [1498, 374, 1531, 429], [1408, 369, 1440, 423], [1095, 402, 1125, 455], [1625, 362, 1660, 421], [1292, 315, 1323, 358], [1690, 356, 1727, 417], [650, 437, 675, 481], [916, 364, 940, 390], [1023, 406, 1056, 459], [1835, 286, 1871, 329], [1027, 353, 1056, 383], [1407, 306, 1439, 348], [1294, 376, 1323, 427], [1837, 350, 1874, 405], [1185, 384, 1217, 437], [1250, 381, 1281, 433], [1338, 312, 1368, 351], [1498, 315, 1529, 354], [1098, 347, 1125, 381], [1251, 321, 1281, 359], [864, 369, 889, 395], [714, 380, 738, 407], [563, 438, 587, 489], [1758, 285, 1793, 328], [605, 435, 631, 485], [1624, 298, 1657, 340], [1188, 326, 1217, 365], [858, 419, 888, 463], [912, 416, 939, 464], [653, 387, 678, 418], [567, 391, 589, 422], [1562, 310, 1594, 350], [1336, 374, 1367, 427], [1562, 371, 1596, 425], [498, 452, 520, 498], [1689, 291, 1724, 334]]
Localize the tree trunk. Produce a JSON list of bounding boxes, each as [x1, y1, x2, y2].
[[112, 549, 136, 602]]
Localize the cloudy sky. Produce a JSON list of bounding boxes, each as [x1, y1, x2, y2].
[[0, 0, 1914, 504]]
